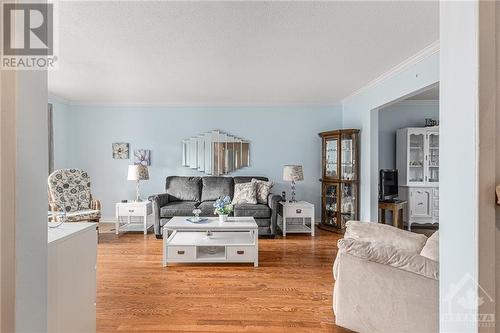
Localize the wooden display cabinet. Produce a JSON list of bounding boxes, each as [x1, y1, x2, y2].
[[318, 129, 360, 233]]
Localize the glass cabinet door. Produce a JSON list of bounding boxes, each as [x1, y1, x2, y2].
[[324, 136, 339, 179], [427, 132, 439, 183], [341, 132, 357, 181], [408, 132, 425, 184], [340, 183, 357, 229], [322, 183, 339, 228]]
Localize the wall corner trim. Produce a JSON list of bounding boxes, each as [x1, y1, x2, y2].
[[341, 40, 440, 104]]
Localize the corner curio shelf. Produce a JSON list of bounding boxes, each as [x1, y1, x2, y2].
[[318, 129, 360, 234]]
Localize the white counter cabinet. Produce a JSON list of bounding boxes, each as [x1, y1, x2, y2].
[[48, 222, 97, 333]]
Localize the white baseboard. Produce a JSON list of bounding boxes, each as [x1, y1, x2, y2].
[[101, 217, 322, 224], [99, 217, 117, 224]]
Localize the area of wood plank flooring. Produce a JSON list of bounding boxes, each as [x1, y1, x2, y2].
[[97, 225, 353, 333]]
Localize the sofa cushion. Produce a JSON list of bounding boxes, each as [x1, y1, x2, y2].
[[252, 178, 274, 204], [160, 201, 198, 217], [232, 182, 257, 204], [233, 176, 268, 184], [234, 203, 271, 218], [344, 220, 428, 254], [201, 177, 234, 202], [196, 201, 218, 217], [165, 176, 201, 202], [420, 231, 439, 262]]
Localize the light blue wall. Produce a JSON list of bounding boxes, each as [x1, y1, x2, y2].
[[50, 99, 70, 169], [378, 100, 439, 170], [342, 49, 439, 221], [52, 104, 342, 219]]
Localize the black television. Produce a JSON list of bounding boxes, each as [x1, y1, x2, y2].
[[379, 169, 398, 202]]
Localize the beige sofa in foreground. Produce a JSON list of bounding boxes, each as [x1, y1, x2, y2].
[[333, 221, 439, 333]]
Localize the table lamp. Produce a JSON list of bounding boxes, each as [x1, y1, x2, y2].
[[283, 165, 304, 202], [128, 165, 149, 202]]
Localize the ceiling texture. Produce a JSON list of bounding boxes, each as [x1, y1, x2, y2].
[[49, 1, 439, 106]]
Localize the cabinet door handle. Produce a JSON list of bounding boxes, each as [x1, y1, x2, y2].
[[418, 202, 423, 206], [129, 209, 135, 213], [177, 250, 185, 255], [237, 250, 245, 255], [296, 209, 302, 214]]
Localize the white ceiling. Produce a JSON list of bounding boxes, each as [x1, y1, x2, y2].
[[48, 1, 439, 106]]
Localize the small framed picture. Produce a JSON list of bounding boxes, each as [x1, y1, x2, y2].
[[134, 149, 151, 166], [112, 143, 129, 159]]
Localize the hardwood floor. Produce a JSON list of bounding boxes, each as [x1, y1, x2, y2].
[[96, 225, 353, 333]]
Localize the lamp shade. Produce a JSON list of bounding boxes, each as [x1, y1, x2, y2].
[[128, 165, 149, 181], [283, 165, 304, 181]]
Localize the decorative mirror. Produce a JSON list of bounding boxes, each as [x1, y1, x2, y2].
[[182, 130, 250, 175]]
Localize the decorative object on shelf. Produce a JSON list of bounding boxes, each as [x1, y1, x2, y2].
[[318, 129, 360, 233], [128, 164, 149, 202], [281, 191, 286, 202], [112, 142, 129, 159], [134, 149, 151, 166], [182, 130, 250, 175], [283, 165, 304, 202], [213, 196, 233, 222], [425, 118, 439, 127]]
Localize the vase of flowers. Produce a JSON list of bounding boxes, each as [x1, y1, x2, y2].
[[213, 196, 233, 222]]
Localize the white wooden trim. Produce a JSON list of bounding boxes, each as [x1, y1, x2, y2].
[[0, 61, 16, 333], [342, 41, 440, 104]]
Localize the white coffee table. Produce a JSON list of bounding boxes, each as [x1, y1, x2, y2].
[[162, 216, 258, 268]]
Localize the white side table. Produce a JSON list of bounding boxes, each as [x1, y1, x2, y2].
[[115, 201, 153, 235], [278, 201, 315, 237]]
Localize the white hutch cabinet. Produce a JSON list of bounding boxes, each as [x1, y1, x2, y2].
[[396, 127, 439, 230]]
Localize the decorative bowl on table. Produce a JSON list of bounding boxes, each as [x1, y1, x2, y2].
[[186, 209, 208, 223]]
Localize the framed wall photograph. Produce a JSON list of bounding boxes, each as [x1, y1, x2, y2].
[[134, 149, 151, 166], [112, 143, 129, 159]]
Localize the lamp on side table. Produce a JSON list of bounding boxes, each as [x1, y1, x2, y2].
[[283, 165, 304, 202], [128, 164, 149, 202]]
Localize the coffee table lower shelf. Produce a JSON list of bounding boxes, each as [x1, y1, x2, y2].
[[163, 230, 258, 267]]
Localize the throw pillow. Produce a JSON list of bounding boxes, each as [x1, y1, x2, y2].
[[232, 182, 257, 205], [251, 178, 274, 204]]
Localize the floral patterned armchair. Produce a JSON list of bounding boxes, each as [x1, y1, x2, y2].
[[48, 169, 101, 223]]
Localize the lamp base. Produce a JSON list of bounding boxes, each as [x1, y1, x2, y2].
[[289, 180, 297, 202], [135, 181, 142, 202]]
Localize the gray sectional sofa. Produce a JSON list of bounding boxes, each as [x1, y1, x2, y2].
[[149, 176, 282, 239]]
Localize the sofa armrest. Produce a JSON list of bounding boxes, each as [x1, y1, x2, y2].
[[344, 220, 428, 253], [149, 193, 170, 208], [267, 194, 282, 236], [148, 193, 170, 237], [267, 193, 282, 209], [338, 237, 438, 280]]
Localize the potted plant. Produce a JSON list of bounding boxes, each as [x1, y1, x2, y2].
[[213, 196, 233, 222]]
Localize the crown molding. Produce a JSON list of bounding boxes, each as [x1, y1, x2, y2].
[[48, 94, 72, 105], [46, 97, 342, 109], [342, 40, 440, 104]]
